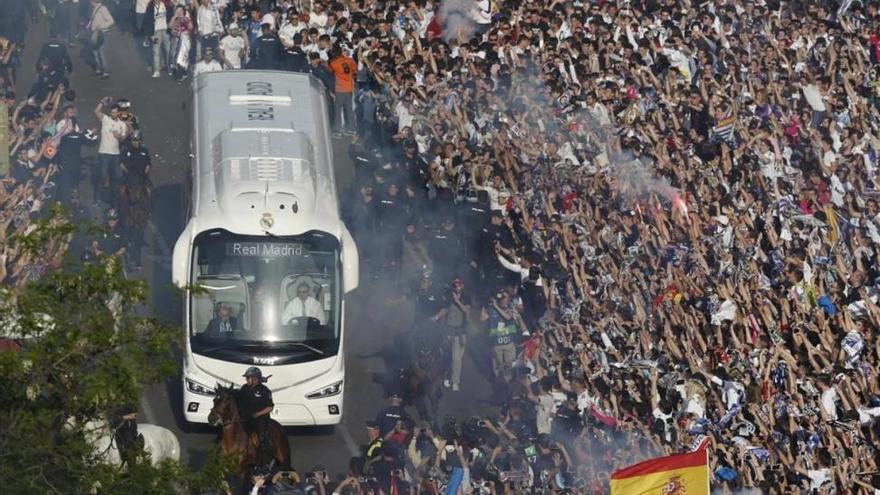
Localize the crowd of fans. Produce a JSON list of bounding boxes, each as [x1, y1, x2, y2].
[[340, 0, 880, 493], [8, 0, 880, 494], [1, 0, 153, 284]]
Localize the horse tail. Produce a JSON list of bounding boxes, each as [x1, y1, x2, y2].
[[167, 429, 181, 463]]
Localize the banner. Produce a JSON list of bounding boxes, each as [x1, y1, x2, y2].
[[610, 449, 709, 495]]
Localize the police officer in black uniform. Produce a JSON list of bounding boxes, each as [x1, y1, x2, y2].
[[473, 211, 509, 298], [239, 367, 275, 462], [252, 23, 283, 70], [28, 57, 68, 103], [412, 271, 446, 323], [282, 32, 309, 72], [374, 392, 411, 438], [551, 392, 583, 445], [348, 132, 379, 187], [93, 208, 127, 258], [112, 403, 143, 467], [428, 216, 465, 284], [119, 130, 152, 271], [375, 181, 408, 276], [37, 33, 73, 75], [56, 125, 97, 209]]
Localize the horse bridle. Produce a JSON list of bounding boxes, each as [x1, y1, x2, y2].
[[210, 394, 246, 427]]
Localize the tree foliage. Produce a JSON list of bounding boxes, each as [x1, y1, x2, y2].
[[0, 211, 232, 494]]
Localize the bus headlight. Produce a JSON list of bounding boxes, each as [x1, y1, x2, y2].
[[186, 378, 215, 397], [306, 381, 343, 399]]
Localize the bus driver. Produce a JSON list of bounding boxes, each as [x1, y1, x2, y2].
[[280, 282, 325, 325]]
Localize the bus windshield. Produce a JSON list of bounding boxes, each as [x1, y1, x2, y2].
[[189, 229, 341, 361]]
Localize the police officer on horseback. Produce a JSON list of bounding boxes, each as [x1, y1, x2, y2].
[[112, 403, 144, 467], [240, 367, 274, 461]]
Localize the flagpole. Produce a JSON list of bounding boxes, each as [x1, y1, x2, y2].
[[704, 446, 710, 495]]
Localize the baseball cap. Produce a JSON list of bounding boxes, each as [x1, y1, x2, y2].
[[366, 420, 379, 429]]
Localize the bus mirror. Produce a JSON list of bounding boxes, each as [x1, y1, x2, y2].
[[172, 221, 194, 288], [342, 228, 359, 293]]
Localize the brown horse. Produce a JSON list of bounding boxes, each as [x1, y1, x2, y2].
[[405, 350, 444, 427], [207, 385, 290, 478], [399, 325, 446, 427]]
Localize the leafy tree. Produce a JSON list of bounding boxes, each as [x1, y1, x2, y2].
[[0, 209, 233, 494]]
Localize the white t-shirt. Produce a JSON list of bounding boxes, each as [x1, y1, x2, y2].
[[281, 296, 325, 325], [807, 468, 832, 490], [278, 22, 300, 46], [309, 11, 327, 28], [710, 375, 745, 409], [474, 0, 492, 25], [821, 388, 838, 421], [219, 35, 245, 68], [99, 114, 127, 155], [193, 59, 223, 76], [535, 394, 555, 435], [196, 5, 220, 36], [136, 0, 150, 14], [153, 2, 168, 32]]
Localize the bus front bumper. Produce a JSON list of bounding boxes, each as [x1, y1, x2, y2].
[[182, 383, 343, 426]]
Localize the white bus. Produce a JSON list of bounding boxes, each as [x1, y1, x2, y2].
[[171, 71, 358, 426]]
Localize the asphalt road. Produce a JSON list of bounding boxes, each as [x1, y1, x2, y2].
[[18, 18, 495, 479]]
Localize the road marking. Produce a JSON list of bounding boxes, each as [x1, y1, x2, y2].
[[140, 394, 158, 424], [338, 422, 360, 457], [147, 220, 174, 257]]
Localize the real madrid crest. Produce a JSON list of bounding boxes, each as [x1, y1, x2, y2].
[[259, 212, 275, 230]]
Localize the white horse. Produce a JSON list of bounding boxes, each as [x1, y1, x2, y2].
[[82, 418, 181, 466]]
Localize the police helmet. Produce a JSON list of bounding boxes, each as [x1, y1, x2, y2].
[[106, 208, 119, 221], [243, 366, 263, 378]]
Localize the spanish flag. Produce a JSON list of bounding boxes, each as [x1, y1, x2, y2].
[[610, 450, 709, 495]]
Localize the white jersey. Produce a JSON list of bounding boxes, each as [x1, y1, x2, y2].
[[219, 35, 245, 68], [193, 59, 223, 76]]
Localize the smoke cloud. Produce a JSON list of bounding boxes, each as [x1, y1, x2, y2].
[[439, 0, 478, 42], [607, 155, 678, 203]]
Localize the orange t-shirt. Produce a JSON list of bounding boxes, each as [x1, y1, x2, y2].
[[329, 55, 356, 93]]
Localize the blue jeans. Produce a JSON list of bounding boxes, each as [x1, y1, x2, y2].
[[810, 109, 827, 129], [152, 29, 171, 71], [95, 153, 120, 203], [92, 31, 108, 73], [334, 92, 354, 131]]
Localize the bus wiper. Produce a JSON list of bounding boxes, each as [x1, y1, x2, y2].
[[263, 341, 325, 356], [196, 343, 239, 354]]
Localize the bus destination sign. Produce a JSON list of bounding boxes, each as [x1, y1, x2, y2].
[[227, 242, 305, 257]]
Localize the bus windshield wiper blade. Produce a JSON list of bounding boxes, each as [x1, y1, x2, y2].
[[266, 341, 325, 356], [195, 343, 240, 353]]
